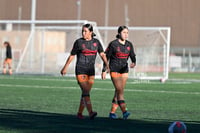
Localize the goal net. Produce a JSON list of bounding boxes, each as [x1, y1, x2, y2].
[[14, 21, 105, 76], [99, 27, 171, 80], [1, 20, 170, 80]]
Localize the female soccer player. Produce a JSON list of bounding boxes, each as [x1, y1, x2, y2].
[[3, 41, 12, 75], [61, 23, 109, 119], [102, 26, 136, 119]]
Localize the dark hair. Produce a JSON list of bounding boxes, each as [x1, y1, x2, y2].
[[116, 25, 128, 39], [4, 41, 11, 47], [82, 23, 96, 37]]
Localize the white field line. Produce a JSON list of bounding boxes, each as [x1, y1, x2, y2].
[[0, 76, 113, 83], [0, 76, 72, 82], [0, 83, 200, 95], [0, 76, 195, 84]]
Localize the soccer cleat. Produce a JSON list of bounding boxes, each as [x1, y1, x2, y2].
[[123, 111, 130, 120], [77, 113, 84, 119], [89, 111, 97, 120], [109, 113, 118, 119]]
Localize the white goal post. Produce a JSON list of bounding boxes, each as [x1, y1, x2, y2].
[[0, 20, 170, 80]]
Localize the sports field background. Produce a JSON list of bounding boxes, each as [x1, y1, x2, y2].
[[0, 73, 200, 133]]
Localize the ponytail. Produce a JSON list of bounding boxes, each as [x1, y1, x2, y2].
[[82, 23, 96, 38]]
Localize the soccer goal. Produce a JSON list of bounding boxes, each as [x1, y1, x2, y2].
[[98, 26, 171, 81], [0, 20, 170, 80], [131, 27, 171, 81], [14, 20, 104, 76]]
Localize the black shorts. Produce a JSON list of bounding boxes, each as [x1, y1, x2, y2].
[[110, 64, 129, 74], [75, 65, 95, 76]]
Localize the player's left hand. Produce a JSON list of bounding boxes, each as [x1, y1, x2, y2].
[[106, 66, 110, 73], [101, 72, 107, 80]]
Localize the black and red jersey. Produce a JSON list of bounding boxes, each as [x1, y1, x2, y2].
[[71, 38, 104, 67], [103, 39, 136, 73], [6, 45, 12, 59]]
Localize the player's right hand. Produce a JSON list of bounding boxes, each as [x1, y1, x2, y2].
[[60, 69, 67, 76]]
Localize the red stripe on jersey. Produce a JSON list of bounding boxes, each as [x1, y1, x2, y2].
[[82, 49, 97, 56], [116, 52, 129, 58]]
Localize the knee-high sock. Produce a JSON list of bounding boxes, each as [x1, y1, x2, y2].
[[118, 100, 127, 113], [78, 97, 85, 114], [9, 67, 12, 75], [3, 67, 6, 74], [110, 99, 119, 113], [82, 95, 93, 114]]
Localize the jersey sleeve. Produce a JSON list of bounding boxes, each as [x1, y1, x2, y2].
[[129, 42, 136, 64], [105, 42, 114, 60], [7, 46, 12, 58], [70, 40, 79, 55]]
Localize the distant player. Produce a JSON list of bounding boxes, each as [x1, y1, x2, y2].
[[102, 26, 136, 119], [3, 41, 12, 75], [61, 24, 109, 119]]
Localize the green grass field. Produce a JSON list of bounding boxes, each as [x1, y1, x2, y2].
[[0, 73, 200, 133]]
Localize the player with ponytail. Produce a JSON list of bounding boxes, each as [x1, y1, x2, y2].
[[102, 26, 136, 119], [61, 24, 109, 119]]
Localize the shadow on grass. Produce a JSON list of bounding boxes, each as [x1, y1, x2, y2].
[[0, 109, 199, 133]]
